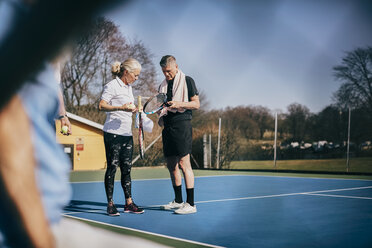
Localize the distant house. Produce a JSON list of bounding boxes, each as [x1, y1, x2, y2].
[[55, 112, 106, 171]]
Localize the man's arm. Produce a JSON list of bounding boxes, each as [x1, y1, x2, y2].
[[168, 95, 200, 110], [0, 96, 55, 248]]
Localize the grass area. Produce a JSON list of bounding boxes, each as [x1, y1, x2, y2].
[[229, 157, 372, 173]]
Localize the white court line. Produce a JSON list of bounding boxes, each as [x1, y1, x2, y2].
[[303, 193, 372, 200], [299, 185, 372, 194], [195, 185, 372, 204], [65, 186, 372, 214], [63, 215, 225, 248]]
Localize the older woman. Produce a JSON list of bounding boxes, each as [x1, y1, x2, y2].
[[99, 58, 144, 216]]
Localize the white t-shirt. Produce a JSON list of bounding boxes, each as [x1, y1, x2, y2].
[[101, 77, 134, 136]]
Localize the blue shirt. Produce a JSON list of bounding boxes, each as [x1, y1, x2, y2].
[[19, 63, 72, 223], [0, 63, 72, 247]]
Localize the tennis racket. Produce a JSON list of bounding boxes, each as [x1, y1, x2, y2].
[[138, 96, 145, 159], [143, 93, 169, 115]]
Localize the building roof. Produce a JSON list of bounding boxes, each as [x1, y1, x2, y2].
[[66, 112, 103, 130]]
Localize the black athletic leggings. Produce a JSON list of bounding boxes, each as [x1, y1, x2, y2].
[[103, 132, 133, 202]]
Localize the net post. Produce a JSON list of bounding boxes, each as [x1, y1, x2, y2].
[[274, 112, 278, 168], [216, 118, 221, 169]]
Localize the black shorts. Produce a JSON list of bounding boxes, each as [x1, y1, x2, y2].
[[162, 120, 192, 157]]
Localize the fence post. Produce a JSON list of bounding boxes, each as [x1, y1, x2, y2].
[[203, 134, 208, 168], [274, 112, 278, 168], [216, 118, 221, 169], [209, 134, 212, 168], [346, 107, 351, 172]]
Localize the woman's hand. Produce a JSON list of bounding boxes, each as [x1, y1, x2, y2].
[[122, 102, 137, 113]]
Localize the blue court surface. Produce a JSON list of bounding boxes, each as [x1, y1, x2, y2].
[[63, 175, 372, 247]]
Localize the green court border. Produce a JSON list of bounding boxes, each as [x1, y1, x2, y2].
[[70, 166, 372, 182]]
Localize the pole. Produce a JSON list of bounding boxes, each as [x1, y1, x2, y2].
[[190, 154, 201, 168], [203, 134, 208, 168], [216, 118, 221, 169], [346, 107, 351, 172], [274, 112, 278, 168], [209, 134, 212, 168]]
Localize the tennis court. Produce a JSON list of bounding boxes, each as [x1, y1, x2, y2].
[[64, 172, 372, 247]]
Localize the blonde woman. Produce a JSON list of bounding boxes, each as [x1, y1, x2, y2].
[[99, 58, 144, 216]]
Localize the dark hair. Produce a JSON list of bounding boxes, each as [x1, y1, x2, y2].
[[159, 55, 176, 67]]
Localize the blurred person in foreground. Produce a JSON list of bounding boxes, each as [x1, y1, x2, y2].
[[99, 58, 148, 216], [158, 55, 200, 214], [0, 0, 72, 246], [0, 0, 164, 247]]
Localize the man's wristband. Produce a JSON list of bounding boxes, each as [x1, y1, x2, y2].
[[58, 114, 67, 119]]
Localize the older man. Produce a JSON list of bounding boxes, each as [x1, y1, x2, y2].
[[158, 55, 200, 214]]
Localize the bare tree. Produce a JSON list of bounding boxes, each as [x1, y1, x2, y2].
[[61, 17, 157, 122], [284, 103, 311, 141], [218, 127, 240, 169], [333, 46, 372, 113], [61, 17, 117, 110], [125, 40, 157, 97], [250, 106, 273, 139]]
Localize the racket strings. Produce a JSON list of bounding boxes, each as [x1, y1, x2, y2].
[[143, 94, 167, 113]]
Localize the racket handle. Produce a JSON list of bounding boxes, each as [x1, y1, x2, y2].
[[138, 95, 142, 112]]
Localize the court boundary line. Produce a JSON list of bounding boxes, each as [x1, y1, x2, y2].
[[303, 193, 372, 200], [193, 185, 372, 203], [62, 214, 225, 248], [64, 185, 372, 214]]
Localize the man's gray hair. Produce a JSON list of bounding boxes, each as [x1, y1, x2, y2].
[[159, 55, 176, 67]]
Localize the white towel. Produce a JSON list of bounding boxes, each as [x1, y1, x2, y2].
[[158, 69, 188, 121]]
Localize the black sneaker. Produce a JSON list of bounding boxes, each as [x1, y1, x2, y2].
[[107, 202, 120, 216], [124, 202, 144, 214]]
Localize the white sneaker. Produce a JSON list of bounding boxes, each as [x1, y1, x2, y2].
[[174, 203, 197, 214], [160, 200, 184, 210]]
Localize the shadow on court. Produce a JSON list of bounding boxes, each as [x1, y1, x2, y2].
[[65, 200, 111, 215], [65, 200, 175, 214]]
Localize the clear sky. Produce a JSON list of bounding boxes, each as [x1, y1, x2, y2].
[[108, 0, 372, 113]]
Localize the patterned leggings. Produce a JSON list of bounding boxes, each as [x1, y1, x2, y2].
[[103, 132, 133, 202]]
